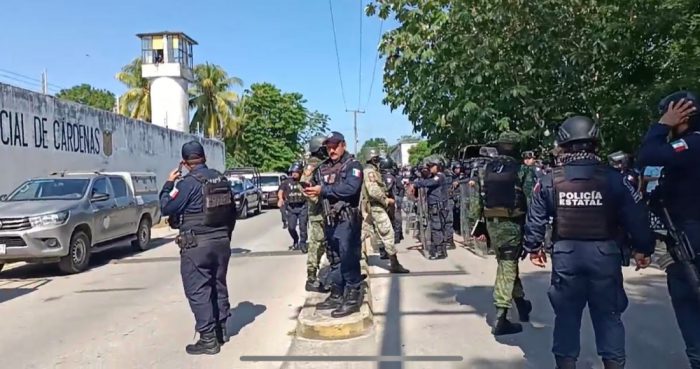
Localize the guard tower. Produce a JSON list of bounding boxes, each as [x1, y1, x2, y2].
[[136, 31, 197, 133]]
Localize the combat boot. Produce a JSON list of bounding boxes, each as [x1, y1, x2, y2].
[[215, 320, 229, 345], [389, 254, 410, 274], [492, 309, 523, 336], [437, 244, 448, 259], [331, 286, 364, 318], [602, 359, 624, 369], [305, 271, 330, 293], [379, 247, 389, 260], [514, 297, 532, 322], [555, 356, 577, 369], [316, 285, 344, 310], [185, 331, 220, 355]]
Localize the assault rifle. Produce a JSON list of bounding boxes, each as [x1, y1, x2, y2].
[[657, 201, 700, 304], [313, 162, 336, 228]]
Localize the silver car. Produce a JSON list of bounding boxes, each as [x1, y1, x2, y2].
[[0, 171, 161, 274]]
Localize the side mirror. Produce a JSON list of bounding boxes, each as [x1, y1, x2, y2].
[[0, 194, 6, 201], [91, 192, 110, 202]]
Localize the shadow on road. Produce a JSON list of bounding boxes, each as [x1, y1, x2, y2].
[[226, 301, 267, 337], [429, 270, 688, 369], [0, 278, 51, 304]]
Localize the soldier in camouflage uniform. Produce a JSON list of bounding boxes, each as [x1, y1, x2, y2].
[[521, 151, 541, 207], [361, 149, 409, 273], [302, 135, 330, 293], [471, 131, 533, 336]]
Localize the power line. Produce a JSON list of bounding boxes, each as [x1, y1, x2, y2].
[[365, 19, 384, 110], [0, 68, 67, 91], [328, 0, 348, 110], [358, 0, 363, 109]]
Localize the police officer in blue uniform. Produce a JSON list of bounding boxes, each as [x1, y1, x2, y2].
[[279, 162, 308, 252], [160, 141, 237, 355], [303, 132, 364, 318], [637, 91, 700, 369], [413, 156, 447, 259], [524, 117, 654, 369]]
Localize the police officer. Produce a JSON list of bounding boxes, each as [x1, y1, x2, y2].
[[302, 135, 330, 293], [525, 117, 654, 369], [303, 131, 364, 318], [451, 161, 465, 235], [471, 132, 532, 336], [522, 151, 542, 207], [160, 141, 237, 355], [637, 91, 700, 369], [380, 156, 404, 244], [362, 150, 410, 273], [413, 155, 448, 259], [278, 162, 308, 252], [442, 157, 456, 248]]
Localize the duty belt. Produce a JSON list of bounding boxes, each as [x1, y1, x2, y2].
[[176, 229, 227, 251]]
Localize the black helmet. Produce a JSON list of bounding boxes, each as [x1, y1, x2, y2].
[[379, 156, 395, 171], [288, 162, 303, 173], [365, 149, 381, 163], [556, 116, 599, 145], [308, 135, 327, 155], [451, 161, 462, 170]]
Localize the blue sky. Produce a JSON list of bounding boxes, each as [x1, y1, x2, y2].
[[0, 0, 414, 150]]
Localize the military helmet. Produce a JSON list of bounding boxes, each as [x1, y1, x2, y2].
[[308, 134, 326, 155], [288, 162, 303, 173], [379, 156, 396, 171], [451, 160, 463, 169], [496, 131, 519, 144], [424, 155, 442, 167], [658, 90, 699, 116], [365, 148, 381, 163], [556, 116, 599, 145]]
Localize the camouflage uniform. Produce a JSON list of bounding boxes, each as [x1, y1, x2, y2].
[[361, 163, 396, 255], [302, 157, 326, 279]]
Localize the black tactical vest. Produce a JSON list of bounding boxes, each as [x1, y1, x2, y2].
[[553, 165, 614, 240], [286, 180, 305, 205], [182, 169, 235, 237], [482, 157, 525, 218], [319, 155, 359, 207]]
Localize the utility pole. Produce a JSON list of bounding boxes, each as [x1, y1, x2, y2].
[[41, 69, 48, 94], [346, 109, 365, 154]]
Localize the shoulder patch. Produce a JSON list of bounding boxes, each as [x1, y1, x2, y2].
[[352, 168, 362, 178], [671, 139, 689, 152]]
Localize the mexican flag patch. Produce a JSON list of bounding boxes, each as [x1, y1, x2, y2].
[[671, 139, 688, 152], [352, 168, 362, 177]]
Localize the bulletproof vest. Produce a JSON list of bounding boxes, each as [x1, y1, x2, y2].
[[286, 179, 305, 205], [382, 173, 396, 198], [553, 165, 615, 240], [191, 170, 236, 228], [482, 156, 525, 218], [319, 155, 359, 207]]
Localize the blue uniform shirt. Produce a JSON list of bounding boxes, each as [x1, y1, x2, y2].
[[320, 152, 363, 207], [637, 123, 700, 221], [524, 159, 655, 255], [413, 172, 446, 205]]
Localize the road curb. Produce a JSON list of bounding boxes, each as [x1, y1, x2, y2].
[[294, 251, 375, 341]]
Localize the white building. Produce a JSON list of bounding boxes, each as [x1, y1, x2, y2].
[[389, 140, 419, 166]]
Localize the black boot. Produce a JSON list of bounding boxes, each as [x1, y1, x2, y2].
[[492, 309, 523, 336], [331, 286, 364, 318], [514, 297, 532, 322], [215, 320, 229, 345], [389, 254, 410, 273], [555, 356, 577, 369], [438, 244, 448, 258], [185, 331, 220, 355], [316, 285, 344, 310], [602, 359, 624, 369], [379, 247, 389, 260], [299, 242, 308, 253]]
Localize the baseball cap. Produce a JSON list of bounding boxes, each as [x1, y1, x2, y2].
[[181, 140, 206, 160], [323, 131, 345, 145]]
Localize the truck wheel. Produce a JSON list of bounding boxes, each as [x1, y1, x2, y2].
[[58, 231, 92, 274], [239, 202, 249, 219], [255, 198, 262, 215], [130, 217, 152, 252]]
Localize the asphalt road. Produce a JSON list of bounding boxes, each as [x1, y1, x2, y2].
[[0, 209, 691, 369]]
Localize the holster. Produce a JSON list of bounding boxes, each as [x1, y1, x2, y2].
[[176, 230, 199, 251]]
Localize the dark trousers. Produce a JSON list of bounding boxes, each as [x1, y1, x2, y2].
[[180, 238, 232, 334], [393, 198, 404, 243], [444, 199, 454, 244], [325, 215, 362, 291], [280, 203, 287, 226], [286, 204, 308, 246], [452, 199, 461, 235], [548, 241, 628, 365], [429, 204, 445, 254], [667, 220, 700, 369]]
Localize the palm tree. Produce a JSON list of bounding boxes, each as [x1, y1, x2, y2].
[[115, 58, 151, 121], [189, 63, 243, 138]]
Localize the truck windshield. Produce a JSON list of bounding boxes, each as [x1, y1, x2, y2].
[[231, 182, 244, 193], [6, 179, 90, 201], [260, 176, 280, 187]]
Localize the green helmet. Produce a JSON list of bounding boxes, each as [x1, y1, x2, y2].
[[308, 135, 327, 156], [365, 148, 380, 163], [424, 155, 442, 167], [497, 131, 519, 144]]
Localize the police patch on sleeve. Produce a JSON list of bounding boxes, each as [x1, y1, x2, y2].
[[671, 139, 689, 152], [352, 168, 362, 178]]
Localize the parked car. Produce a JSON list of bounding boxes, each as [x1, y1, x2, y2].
[[259, 172, 287, 208], [0, 171, 161, 274], [230, 177, 263, 219]]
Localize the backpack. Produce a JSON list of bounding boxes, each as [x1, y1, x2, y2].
[[482, 156, 526, 218]]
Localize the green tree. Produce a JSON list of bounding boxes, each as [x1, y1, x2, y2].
[[189, 63, 244, 139], [56, 84, 116, 111], [228, 83, 311, 171], [299, 111, 330, 148], [367, 0, 700, 156], [358, 137, 389, 162], [115, 58, 151, 121], [408, 141, 432, 166]]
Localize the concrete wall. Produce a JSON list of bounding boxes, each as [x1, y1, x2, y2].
[[0, 83, 225, 195], [390, 142, 418, 166]]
